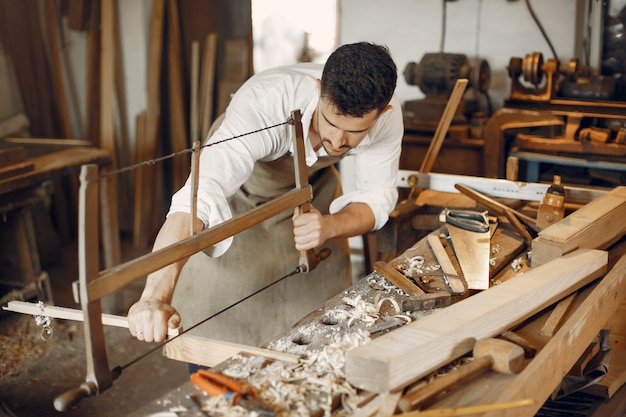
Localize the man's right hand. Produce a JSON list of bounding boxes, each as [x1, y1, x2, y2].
[[127, 299, 181, 343]]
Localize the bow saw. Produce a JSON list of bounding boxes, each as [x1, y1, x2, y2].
[[4, 110, 328, 412]]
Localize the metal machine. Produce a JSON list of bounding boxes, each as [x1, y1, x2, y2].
[[403, 52, 491, 129]]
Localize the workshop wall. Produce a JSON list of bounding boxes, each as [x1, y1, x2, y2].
[[340, 0, 580, 109]]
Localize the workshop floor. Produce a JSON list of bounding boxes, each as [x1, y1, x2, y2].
[[0, 237, 191, 417], [0, 234, 367, 417]]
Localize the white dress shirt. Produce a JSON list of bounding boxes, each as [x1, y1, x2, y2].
[[168, 63, 404, 256]]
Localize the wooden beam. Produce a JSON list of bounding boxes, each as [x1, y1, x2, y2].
[[164, 333, 299, 368], [419, 79, 468, 174], [345, 249, 608, 393], [531, 186, 626, 267], [485, 253, 626, 416]]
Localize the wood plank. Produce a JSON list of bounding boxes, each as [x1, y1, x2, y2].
[[199, 32, 218, 140], [539, 292, 576, 337], [166, 0, 189, 191], [190, 40, 200, 142], [0, 161, 34, 180], [345, 249, 608, 393], [483, 253, 626, 416], [164, 333, 299, 368], [133, 0, 164, 249], [0, 147, 111, 195], [99, 0, 117, 162], [419, 79, 468, 174], [45, 0, 72, 138], [532, 186, 626, 267]]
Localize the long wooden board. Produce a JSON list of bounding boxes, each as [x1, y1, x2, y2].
[[345, 249, 608, 393], [482, 253, 626, 416], [531, 186, 626, 267], [164, 333, 300, 368]]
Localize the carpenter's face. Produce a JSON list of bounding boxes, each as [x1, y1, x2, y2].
[[315, 97, 379, 157]]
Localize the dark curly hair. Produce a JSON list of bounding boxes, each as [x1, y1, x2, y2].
[[320, 42, 397, 117]]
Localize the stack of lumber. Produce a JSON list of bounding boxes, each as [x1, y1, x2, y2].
[[531, 186, 626, 267]]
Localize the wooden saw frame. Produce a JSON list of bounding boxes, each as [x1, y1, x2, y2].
[[53, 110, 315, 411]]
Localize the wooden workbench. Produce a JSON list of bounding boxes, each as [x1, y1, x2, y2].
[[0, 144, 121, 309], [122, 185, 626, 417]]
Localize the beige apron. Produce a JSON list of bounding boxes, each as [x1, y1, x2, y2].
[[171, 153, 351, 348]]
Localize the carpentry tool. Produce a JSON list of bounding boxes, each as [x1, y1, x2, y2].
[[190, 370, 274, 416], [373, 260, 452, 310], [441, 209, 491, 290], [397, 338, 526, 412], [453, 183, 535, 247], [53, 112, 330, 411], [396, 170, 605, 206], [426, 234, 466, 295], [536, 174, 566, 230], [290, 109, 331, 273], [442, 209, 489, 233]]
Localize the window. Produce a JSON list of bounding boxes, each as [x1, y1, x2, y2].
[[251, 0, 337, 73]]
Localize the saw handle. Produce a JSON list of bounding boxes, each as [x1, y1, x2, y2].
[[298, 247, 331, 273], [54, 382, 97, 412], [295, 201, 332, 273]]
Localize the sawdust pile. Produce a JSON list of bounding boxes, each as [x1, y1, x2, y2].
[[0, 315, 46, 380]]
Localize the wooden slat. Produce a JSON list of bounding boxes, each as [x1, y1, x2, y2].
[[166, 0, 189, 191], [132, 111, 147, 249], [190, 40, 200, 142], [199, 32, 218, 141], [0, 161, 34, 180], [44, 1, 72, 138], [531, 186, 626, 267], [164, 333, 299, 368], [0, 147, 111, 195], [345, 249, 608, 393], [419, 79, 468, 174], [133, 0, 165, 249]]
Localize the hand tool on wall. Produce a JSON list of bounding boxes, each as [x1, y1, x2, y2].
[[397, 338, 526, 413], [190, 369, 274, 416], [441, 209, 491, 290]]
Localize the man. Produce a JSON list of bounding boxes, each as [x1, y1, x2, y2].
[[128, 42, 403, 347]]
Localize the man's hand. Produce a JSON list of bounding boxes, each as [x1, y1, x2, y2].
[[292, 206, 329, 251], [127, 299, 181, 343]]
